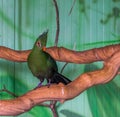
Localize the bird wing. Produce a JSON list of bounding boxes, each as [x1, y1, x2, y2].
[[43, 52, 71, 85], [43, 51, 58, 72]]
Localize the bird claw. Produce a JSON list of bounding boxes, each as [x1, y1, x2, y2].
[[46, 82, 51, 88], [34, 82, 43, 90], [38, 82, 43, 87]]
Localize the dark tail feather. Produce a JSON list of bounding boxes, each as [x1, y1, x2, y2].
[[51, 72, 71, 85]]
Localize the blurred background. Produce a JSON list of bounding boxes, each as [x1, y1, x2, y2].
[[0, 0, 120, 117]]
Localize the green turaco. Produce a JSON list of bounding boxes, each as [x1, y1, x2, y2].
[[27, 31, 71, 87]]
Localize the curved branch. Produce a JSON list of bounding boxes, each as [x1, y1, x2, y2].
[[0, 50, 120, 115], [0, 46, 30, 62], [0, 44, 120, 115], [0, 44, 120, 63], [46, 44, 120, 63]]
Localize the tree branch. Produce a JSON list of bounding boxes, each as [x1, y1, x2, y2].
[[0, 44, 120, 115], [0, 44, 120, 63]]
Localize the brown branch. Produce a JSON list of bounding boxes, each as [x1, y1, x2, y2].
[[0, 44, 120, 115], [0, 46, 30, 62], [0, 44, 120, 63], [46, 44, 120, 63]]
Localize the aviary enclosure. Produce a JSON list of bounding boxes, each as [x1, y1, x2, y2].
[[0, 0, 120, 117]]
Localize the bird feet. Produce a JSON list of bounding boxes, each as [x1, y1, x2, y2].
[[34, 79, 52, 90], [34, 82, 43, 90], [46, 82, 51, 88], [46, 79, 52, 88]]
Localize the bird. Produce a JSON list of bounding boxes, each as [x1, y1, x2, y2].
[[27, 30, 71, 88]]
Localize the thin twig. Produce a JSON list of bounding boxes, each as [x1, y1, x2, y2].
[[53, 0, 60, 46], [60, 62, 68, 74], [50, 101, 58, 117], [68, 0, 76, 16], [0, 85, 18, 98], [60, 42, 76, 73], [39, 101, 58, 117]]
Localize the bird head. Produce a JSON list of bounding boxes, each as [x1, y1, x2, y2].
[[34, 30, 48, 50]]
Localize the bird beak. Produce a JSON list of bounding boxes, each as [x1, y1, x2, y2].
[[42, 46, 46, 51]]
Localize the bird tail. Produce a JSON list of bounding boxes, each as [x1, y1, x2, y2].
[[51, 72, 71, 85]]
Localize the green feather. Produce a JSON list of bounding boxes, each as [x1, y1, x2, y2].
[[27, 30, 71, 86], [27, 30, 57, 77]]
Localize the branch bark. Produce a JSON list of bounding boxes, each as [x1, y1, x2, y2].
[[0, 44, 120, 116], [0, 44, 120, 63]]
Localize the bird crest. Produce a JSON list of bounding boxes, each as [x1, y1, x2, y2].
[[34, 30, 48, 50]]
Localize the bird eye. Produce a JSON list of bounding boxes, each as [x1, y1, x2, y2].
[[36, 41, 41, 47]]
